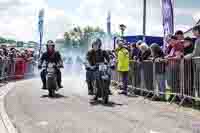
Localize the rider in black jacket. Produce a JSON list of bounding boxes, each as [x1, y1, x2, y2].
[[86, 38, 110, 96], [38, 40, 64, 89]]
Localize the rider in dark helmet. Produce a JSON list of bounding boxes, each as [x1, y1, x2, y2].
[[38, 40, 64, 89], [85, 38, 111, 97]]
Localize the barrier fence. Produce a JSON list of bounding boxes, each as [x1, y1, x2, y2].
[[2, 56, 200, 105], [0, 58, 36, 82], [112, 57, 200, 105]]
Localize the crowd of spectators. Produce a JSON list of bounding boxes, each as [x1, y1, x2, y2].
[[0, 45, 34, 61], [0, 44, 35, 80], [115, 24, 200, 62], [113, 24, 200, 99]]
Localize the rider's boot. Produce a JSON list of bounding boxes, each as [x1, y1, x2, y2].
[[58, 84, 63, 88], [41, 70, 47, 89], [87, 81, 94, 95], [108, 89, 112, 95], [93, 95, 98, 101], [57, 70, 63, 88], [42, 84, 47, 90]]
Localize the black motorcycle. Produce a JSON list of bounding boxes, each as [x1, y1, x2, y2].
[[43, 62, 59, 97], [86, 62, 112, 104]]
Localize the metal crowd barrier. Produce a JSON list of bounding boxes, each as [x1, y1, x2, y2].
[[112, 57, 200, 105], [0, 58, 36, 84]]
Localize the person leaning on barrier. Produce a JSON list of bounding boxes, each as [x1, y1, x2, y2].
[[150, 43, 166, 100], [175, 30, 184, 41], [185, 25, 200, 59], [184, 37, 194, 55], [166, 35, 184, 59], [138, 42, 151, 61], [116, 40, 130, 96], [130, 43, 140, 60], [38, 40, 64, 89]]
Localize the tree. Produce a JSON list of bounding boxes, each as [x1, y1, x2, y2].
[[7, 39, 16, 44], [63, 26, 106, 50], [0, 37, 7, 44]]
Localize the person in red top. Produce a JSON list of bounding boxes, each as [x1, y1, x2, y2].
[[175, 30, 184, 41], [166, 36, 184, 59]]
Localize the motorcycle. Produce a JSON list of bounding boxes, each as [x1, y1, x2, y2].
[[43, 62, 59, 97], [85, 62, 112, 104]]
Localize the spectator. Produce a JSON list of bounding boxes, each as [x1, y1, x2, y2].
[[0, 49, 5, 60], [166, 36, 184, 59], [1, 45, 8, 57], [116, 40, 130, 96], [150, 43, 165, 59], [138, 43, 153, 92], [150, 43, 166, 100], [136, 40, 143, 48], [175, 30, 184, 41], [185, 25, 200, 58], [165, 34, 173, 54], [184, 37, 194, 55], [138, 42, 151, 61], [130, 43, 140, 60]]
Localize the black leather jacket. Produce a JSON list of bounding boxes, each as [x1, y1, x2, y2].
[[86, 49, 110, 66], [38, 51, 63, 68]]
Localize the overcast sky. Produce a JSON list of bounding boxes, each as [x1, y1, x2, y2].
[[0, 0, 200, 41]]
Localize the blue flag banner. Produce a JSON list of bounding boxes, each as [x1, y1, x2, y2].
[[162, 0, 174, 53], [107, 11, 111, 35], [38, 9, 44, 58], [38, 9, 44, 33]]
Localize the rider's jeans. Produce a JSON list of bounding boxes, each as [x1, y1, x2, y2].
[[40, 69, 62, 86], [86, 70, 96, 92]]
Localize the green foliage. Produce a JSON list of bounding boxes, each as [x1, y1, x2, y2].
[[63, 26, 106, 49], [0, 37, 7, 44]]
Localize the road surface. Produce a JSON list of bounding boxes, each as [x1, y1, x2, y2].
[[4, 75, 200, 133]]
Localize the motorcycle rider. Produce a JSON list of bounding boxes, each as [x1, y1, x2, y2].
[[38, 40, 64, 89], [85, 38, 111, 100]]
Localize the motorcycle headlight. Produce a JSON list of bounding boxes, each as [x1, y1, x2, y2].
[[47, 67, 55, 73], [99, 64, 107, 71]]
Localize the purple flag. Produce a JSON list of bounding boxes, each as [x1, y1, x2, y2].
[[162, 0, 174, 54]]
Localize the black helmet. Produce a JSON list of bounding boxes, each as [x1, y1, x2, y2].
[[92, 38, 102, 49], [46, 40, 55, 47]]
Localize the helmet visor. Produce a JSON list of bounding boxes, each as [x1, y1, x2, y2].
[[47, 40, 55, 46]]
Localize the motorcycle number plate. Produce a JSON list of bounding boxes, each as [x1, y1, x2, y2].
[[99, 65, 107, 71], [48, 63, 54, 67], [47, 68, 54, 73], [101, 75, 109, 80]]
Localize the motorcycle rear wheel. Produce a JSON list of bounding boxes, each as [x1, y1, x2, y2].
[[48, 89, 55, 97], [101, 80, 109, 104]]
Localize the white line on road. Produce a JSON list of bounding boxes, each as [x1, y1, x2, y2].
[[150, 130, 161, 133], [0, 83, 18, 133]]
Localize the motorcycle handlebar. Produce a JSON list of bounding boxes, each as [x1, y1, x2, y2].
[[85, 62, 115, 70]]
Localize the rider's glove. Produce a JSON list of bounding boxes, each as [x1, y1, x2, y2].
[[38, 65, 42, 69], [59, 65, 64, 68], [110, 65, 115, 70]]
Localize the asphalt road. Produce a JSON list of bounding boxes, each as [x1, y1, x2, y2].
[[4, 75, 200, 133]]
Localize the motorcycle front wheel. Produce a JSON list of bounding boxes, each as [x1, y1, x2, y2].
[[101, 80, 109, 104], [48, 89, 55, 97]]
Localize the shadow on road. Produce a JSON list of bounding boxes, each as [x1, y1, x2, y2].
[[41, 93, 68, 99], [89, 100, 123, 107]]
